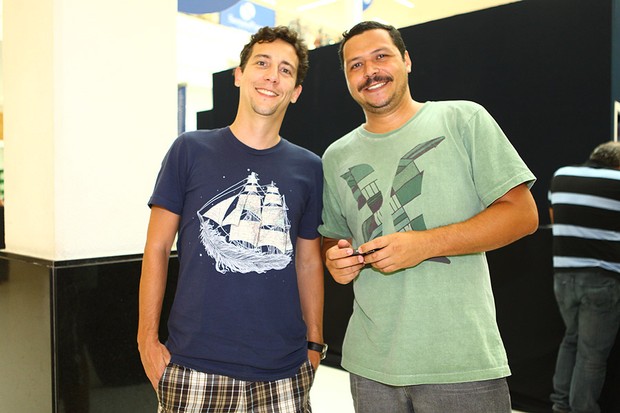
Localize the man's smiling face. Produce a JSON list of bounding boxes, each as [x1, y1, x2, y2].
[[342, 29, 411, 115], [235, 38, 302, 118]]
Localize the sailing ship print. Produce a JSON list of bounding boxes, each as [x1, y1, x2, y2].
[[197, 172, 293, 274]]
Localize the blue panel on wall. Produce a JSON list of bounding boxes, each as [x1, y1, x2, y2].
[[220, 1, 275, 33], [178, 0, 241, 14]]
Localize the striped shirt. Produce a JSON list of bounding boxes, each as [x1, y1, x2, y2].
[[548, 164, 620, 274]]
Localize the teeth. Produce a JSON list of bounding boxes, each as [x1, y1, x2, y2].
[[367, 82, 386, 90], [257, 88, 277, 96]]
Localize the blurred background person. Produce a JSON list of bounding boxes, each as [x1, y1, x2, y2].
[[548, 141, 620, 413]]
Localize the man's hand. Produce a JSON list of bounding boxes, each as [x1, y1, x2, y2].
[[308, 350, 321, 371], [138, 338, 171, 390], [358, 232, 431, 273], [324, 239, 365, 284]]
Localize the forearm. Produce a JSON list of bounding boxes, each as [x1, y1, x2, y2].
[[138, 206, 179, 347], [137, 206, 179, 388], [360, 184, 538, 273], [137, 246, 170, 347], [296, 238, 324, 343], [299, 278, 324, 343], [424, 185, 538, 258]]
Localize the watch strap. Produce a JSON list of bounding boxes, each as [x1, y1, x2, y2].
[[307, 341, 328, 360]]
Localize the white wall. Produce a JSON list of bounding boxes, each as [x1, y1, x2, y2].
[[1, 2, 262, 260], [3, 0, 177, 260], [3, 0, 56, 258]]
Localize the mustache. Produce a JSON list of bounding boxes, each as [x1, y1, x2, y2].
[[358, 75, 393, 92]]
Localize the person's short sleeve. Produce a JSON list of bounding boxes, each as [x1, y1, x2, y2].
[[148, 136, 188, 215]]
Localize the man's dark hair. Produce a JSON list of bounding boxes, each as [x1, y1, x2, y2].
[[337, 21, 407, 69], [239, 26, 309, 86], [588, 141, 620, 168]]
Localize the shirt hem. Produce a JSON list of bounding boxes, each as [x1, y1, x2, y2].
[[341, 360, 511, 386]]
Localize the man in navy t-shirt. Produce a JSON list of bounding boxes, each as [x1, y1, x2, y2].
[[138, 26, 325, 413]]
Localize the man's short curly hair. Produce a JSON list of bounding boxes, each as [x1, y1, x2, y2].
[[239, 26, 309, 86]]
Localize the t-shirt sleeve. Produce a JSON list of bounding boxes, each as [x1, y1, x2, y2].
[[296, 155, 324, 240], [318, 168, 353, 240], [464, 106, 536, 207], [148, 136, 187, 215]]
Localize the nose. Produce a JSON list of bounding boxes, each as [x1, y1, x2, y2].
[[364, 61, 378, 78], [264, 66, 279, 83]]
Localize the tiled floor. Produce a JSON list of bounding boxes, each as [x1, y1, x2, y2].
[[311, 366, 528, 413]]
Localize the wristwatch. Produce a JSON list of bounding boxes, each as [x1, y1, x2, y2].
[[308, 341, 328, 360]]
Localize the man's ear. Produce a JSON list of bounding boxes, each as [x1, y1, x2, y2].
[[290, 85, 303, 104], [404, 51, 412, 73], [233, 66, 242, 87]]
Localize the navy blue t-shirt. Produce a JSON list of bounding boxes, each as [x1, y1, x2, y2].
[[149, 127, 323, 381]]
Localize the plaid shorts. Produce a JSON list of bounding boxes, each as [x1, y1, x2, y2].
[[157, 360, 315, 413]]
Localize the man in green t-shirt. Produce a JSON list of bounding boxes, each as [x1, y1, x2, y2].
[[319, 21, 538, 412]]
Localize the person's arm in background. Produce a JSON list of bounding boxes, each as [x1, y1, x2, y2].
[[549, 206, 554, 224], [137, 206, 179, 389], [296, 237, 324, 370]]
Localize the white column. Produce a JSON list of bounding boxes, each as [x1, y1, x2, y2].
[[2, 0, 177, 260]]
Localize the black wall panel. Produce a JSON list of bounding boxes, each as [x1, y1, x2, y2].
[[198, 1, 619, 411], [200, 0, 615, 227]]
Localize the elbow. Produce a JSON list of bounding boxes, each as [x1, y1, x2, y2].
[[519, 187, 539, 236], [526, 213, 539, 235], [524, 204, 539, 235]]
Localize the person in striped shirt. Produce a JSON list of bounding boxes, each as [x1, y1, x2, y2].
[[548, 141, 620, 413]]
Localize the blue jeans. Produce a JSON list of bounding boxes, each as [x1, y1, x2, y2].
[[349, 374, 511, 413], [550, 270, 620, 413]]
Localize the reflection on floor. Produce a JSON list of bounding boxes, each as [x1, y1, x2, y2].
[[89, 384, 154, 413]]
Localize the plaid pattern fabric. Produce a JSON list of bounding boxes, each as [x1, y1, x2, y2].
[[157, 360, 315, 413]]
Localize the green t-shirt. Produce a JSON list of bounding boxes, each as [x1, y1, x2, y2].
[[319, 100, 536, 386]]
